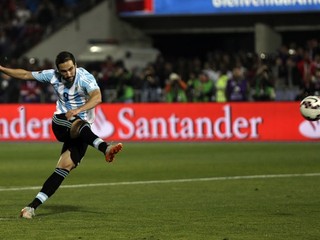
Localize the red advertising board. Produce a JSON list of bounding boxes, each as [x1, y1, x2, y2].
[[0, 103, 318, 142]]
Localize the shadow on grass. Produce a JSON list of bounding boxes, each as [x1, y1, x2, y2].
[[38, 204, 106, 217]]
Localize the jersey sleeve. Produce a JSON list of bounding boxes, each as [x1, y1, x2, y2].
[[31, 69, 55, 83]]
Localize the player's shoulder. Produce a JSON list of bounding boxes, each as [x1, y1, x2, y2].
[[77, 67, 96, 82], [77, 67, 92, 76], [76, 67, 99, 90]]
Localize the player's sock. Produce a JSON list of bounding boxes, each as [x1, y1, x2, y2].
[[78, 124, 108, 153], [28, 168, 69, 209]]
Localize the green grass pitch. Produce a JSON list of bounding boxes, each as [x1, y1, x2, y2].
[[0, 142, 319, 240]]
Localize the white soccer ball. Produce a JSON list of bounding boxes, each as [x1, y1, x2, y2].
[[300, 95, 320, 121]]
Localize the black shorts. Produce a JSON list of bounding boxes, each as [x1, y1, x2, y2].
[[52, 114, 88, 167]]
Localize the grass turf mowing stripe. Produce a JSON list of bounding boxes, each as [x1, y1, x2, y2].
[[0, 172, 320, 192]]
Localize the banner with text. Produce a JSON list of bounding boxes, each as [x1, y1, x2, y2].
[[0, 103, 318, 142], [119, 0, 320, 16]]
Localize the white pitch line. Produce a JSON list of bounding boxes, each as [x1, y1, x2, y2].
[[1, 172, 320, 192]]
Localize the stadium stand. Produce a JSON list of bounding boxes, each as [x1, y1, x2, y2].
[[0, 0, 103, 58]]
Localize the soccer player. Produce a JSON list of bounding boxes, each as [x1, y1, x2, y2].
[[0, 51, 123, 219]]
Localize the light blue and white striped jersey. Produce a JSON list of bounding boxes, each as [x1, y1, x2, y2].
[[32, 67, 100, 123]]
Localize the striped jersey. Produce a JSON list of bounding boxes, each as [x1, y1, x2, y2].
[[32, 67, 100, 123]]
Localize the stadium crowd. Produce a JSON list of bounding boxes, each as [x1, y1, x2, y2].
[[0, 1, 320, 104], [1, 42, 320, 104]]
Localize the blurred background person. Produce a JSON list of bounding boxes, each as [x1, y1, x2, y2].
[[311, 67, 320, 96], [20, 80, 42, 103], [215, 64, 229, 102], [165, 72, 187, 103], [0, 71, 20, 103], [282, 56, 301, 101], [187, 71, 214, 102], [272, 56, 287, 101], [110, 60, 134, 103], [140, 65, 162, 102], [297, 67, 320, 100], [98, 55, 116, 101], [226, 66, 248, 102], [297, 51, 316, 89], [252, 64, 276, 101]]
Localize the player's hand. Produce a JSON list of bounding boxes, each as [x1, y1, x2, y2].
[[65, 109, 80, 120]]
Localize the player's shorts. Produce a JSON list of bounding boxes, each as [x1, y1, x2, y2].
[[52, 114, 88, 167]]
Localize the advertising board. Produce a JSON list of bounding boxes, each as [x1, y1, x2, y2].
[[118, 0, 320, 15], [0, 103, 318, 142]]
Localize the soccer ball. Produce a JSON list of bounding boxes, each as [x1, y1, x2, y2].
[[300, 95, 320, 121]]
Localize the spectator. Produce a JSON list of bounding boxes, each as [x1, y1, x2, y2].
[[272, 56, 288, 101], [215, 64, 229, 102], [0, 29, 10, 56], [297, 51, 316, 86], [297, 67, 320, 100], [282, 56, 301, 101], [186, 71, 197, 102], [15, 1, 32, 26], [98, 56, 116, 93], [311, 68, 320, 96], [0, 71, 20, 102], [307, 38, 320, 59], [161, 61, 174, 88], [153, 54, 167, 88], [36, 0, 55, 35], [202, 61, 219, 84], [314, 54, 320, 69], [20, 80, 42, 103]]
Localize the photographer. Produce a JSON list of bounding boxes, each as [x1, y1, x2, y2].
[[187, 71, 215, 102], [252, 64, 276, 101], [140, 65, 162, 102], [164, 72, 188, 102]]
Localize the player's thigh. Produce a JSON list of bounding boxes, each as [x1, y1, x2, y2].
[[52, 114, 72, 142], [52, 114, 83, 142]]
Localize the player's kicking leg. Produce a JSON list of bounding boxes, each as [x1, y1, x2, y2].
[[70, 118, 123, 162]]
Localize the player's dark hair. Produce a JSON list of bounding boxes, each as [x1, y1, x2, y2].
[[55, 51, 76, 68]]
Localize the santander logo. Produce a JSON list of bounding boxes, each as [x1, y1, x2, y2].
[[299, 120, 320, 139], [91, 107, 114, 138]]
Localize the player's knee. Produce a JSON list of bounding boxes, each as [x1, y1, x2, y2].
[[70, 119, 88, 139], [57, 151, 76, 171]]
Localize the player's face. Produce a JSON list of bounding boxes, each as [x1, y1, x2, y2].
[[58, 60, 76, 82]]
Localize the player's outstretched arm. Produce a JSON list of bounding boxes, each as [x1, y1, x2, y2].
[[0, 65, 35, 80]]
